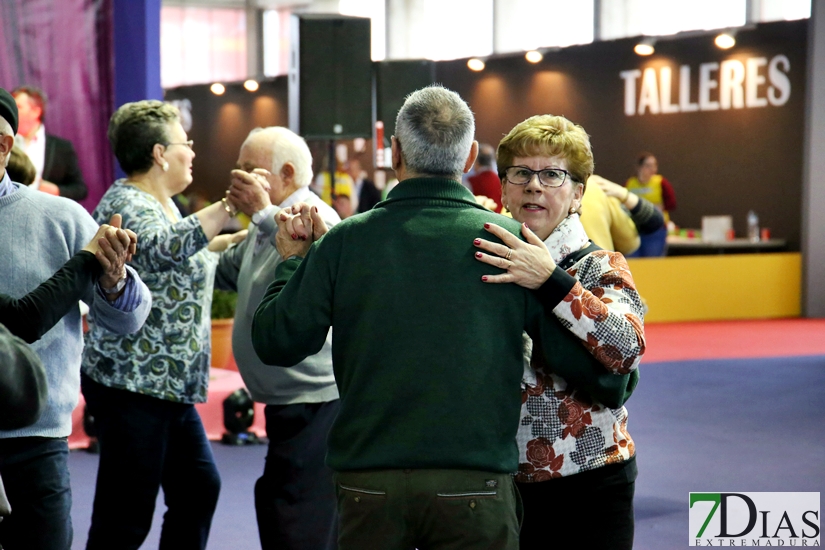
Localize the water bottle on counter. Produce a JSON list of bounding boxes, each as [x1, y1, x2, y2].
[[747, 210, 760, 242]]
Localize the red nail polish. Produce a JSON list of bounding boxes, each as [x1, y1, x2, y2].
[[292, 234, 297, 240], [473, 239, 481, 245], [484, 223, 490, 229], [475, 252, 482, 258], [482, 276, 488, 282]]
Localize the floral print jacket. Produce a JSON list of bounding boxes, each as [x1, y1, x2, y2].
[[82, 180, 217, 404], [516, 213, 645, 483]]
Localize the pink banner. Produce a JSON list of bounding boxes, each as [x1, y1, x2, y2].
[[0, 0, 114, 211]]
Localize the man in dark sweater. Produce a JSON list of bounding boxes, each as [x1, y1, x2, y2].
[[252, 86, 580, 549]]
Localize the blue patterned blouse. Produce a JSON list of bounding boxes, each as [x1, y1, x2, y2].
[[82, 180, 218, 403]]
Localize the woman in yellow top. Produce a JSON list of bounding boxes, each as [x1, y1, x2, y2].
[[624, 152, 676, 257]]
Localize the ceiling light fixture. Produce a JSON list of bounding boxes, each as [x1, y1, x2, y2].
[[467, 58, 486, 71], [715, 31, 736, 49], [634, 37, 656, 56], [525, 50, 543, 64], [243, 79, 259, 92], [210, 83, 226, 96]]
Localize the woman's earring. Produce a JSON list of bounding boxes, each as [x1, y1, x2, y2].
[[162, 161, 169, 172]]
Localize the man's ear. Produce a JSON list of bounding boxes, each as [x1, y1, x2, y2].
[[463, 141, 479, 174], [391, 136, 402, 171], [0, 134, 14, 159], [281, 162, 295, 183]]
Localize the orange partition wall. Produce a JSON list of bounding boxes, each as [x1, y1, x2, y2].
[[626, 253, 802, 323]]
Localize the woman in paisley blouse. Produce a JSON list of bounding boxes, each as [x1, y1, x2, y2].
[[80, 100, 253, 550], [473, 115, 646, 550]]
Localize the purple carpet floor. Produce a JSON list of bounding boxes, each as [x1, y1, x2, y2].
[[68, 355, 825, 549]]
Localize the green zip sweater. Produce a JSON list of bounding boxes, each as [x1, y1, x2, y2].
[[252, 177, 585, 473]]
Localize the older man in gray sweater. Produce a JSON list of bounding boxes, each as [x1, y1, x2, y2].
[[217, 127, 340, 550], [0, 86, 151, 550]]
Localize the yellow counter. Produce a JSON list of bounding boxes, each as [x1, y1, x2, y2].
[[626, 253, 801, 322]]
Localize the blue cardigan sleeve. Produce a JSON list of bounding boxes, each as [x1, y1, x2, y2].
[[88, 265, 151, 335]]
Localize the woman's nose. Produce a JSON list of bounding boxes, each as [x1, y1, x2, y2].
[[524, 173, 543, 191]]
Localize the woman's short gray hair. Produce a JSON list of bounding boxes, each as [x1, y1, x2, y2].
[[108, 100, 179, 176], [394, 85, 475, 179], [243, 127, 314, 188]]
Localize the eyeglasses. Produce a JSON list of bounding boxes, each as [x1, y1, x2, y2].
[[165, 140, 194, 150], [501, 166, 577, 188]]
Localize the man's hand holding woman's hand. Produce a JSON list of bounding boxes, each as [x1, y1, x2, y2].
[[274, 202, 329, 260], [228, 168, 272, 216], [83, 214, 136, 296]]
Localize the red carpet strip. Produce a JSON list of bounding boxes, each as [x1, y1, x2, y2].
[[642, 318, 825, 363]]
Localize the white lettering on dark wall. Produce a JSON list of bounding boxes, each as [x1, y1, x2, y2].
[[620, 55, 791, 116]]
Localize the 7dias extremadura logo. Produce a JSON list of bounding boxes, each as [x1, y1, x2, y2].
[[689, 493, 820, 546]]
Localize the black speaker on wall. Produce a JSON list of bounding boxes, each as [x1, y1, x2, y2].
[[289, 14, 373, 140], [375, 60, 436, 141]]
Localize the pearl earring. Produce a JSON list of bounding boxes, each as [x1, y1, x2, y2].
[[162, 161, 169, 172]]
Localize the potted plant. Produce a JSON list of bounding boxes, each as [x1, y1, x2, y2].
[[211, 288, 238, 371]]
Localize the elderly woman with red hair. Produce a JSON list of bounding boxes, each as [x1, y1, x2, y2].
[[473, 114, 646, 550]]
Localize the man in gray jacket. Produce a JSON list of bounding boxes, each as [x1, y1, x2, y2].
[[217, 127, 341, 550]]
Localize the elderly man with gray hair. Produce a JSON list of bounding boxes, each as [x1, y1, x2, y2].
[[251, 85, 581, 549], [216, 126, 341, 550]]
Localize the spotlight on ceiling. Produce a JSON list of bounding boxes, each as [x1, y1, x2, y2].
[[525, 50, 543, 64], [243, 79, 259, 92], [634, 38, 656, 56], [467, 58, 486, 72], [715, 32, 736, 49], [210, 83, 226, 96]]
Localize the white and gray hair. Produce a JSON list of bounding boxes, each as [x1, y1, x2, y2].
[[394, 85, 475, 179], [243, 127, 314, 188]]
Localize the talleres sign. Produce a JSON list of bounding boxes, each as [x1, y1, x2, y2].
[[621, 54, 791, 116]]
